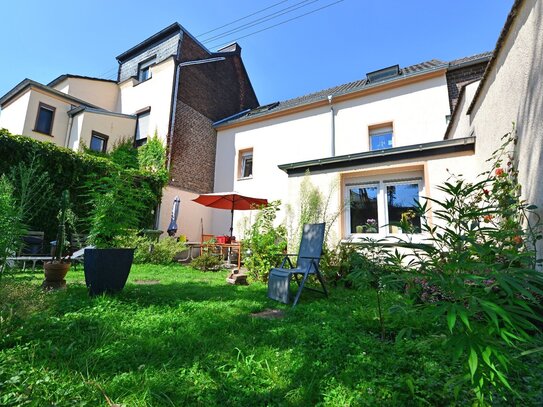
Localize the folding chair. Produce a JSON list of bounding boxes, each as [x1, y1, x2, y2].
[[267, 223, 328, 307]]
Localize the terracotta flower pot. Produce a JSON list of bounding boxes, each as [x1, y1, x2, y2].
[[44, 261, 71, 282]]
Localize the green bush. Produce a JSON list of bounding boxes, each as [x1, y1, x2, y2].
[[386, 130, 543, 404], [0, 176, 24, 273], [114, 232, 187, 264], [191, 253, 223, 271], [0, 130, 166, 241], [242, 201, 287, 281]]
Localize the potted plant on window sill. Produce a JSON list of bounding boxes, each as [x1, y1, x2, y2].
[[43, 190, 73, 289]]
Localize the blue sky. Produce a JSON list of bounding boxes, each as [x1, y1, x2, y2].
[[1, 0, 513, 105]]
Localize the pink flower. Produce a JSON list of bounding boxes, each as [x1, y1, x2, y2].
[[513, 235, 523, 245], [483, 215, 493, 223], [495, 168, 504, 177]]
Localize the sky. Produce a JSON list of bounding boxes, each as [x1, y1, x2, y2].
[[0, 0, 514, 106]]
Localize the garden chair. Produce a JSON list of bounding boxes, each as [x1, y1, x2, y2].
[[267, 223, 328, 307]]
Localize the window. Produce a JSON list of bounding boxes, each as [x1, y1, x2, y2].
[[135, 110, 150, 147], [346, 173, 423, 236], [238, 149, 253, 179], [34, 102, 55, 135], [90, 131, 108, 153], [138, 57, 156, 82], [369, 124, 393, 151]]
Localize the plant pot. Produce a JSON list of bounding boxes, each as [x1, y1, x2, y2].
[[84, 248, 134, 296], [44, 261, 71, 282]]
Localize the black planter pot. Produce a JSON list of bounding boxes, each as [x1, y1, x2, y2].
[[84, 248, 134, 296]]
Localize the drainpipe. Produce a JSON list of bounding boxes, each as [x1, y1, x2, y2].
[[328, 95, 335, 156], [167, 63, 181, 171], [64, 115, 74, 148]]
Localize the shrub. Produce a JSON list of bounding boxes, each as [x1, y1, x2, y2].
[[0, 176, 24, 274], [389, 130, 543, 404], [191, 253, 223, 271], [114, 232, 187, 264], [242, 201, 287, 281], [0, 130, 165, 241]]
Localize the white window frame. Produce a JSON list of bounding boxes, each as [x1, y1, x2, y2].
[[239, 150, 253, 179], [344, 172, 424, 238], [369, 125, 394, 151], [138, 57, 156, 82]]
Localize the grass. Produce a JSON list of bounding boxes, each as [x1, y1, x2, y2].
[[0, 264, 541, 406]]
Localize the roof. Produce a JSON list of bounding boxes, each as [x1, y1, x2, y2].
[[278, 137, 476, 176], [116, 22, 213, 62], [448, 51, 493, 69], [467, 0, 524, 114], [68, 106, 136, 119], [48, 74, 117, 88], [0, 78, 100, 108], [216, 59, 447, 128]]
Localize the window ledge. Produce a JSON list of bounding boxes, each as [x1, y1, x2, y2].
[[32, 129, 53, 137], [342, 234, 430, 246], [237, 176, 253, 181]]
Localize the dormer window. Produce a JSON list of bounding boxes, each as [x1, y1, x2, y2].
[[138, 57, 156, 82]]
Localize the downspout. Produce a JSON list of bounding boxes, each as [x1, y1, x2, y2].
[[64, 115, 74, 148], [167, 63, 181, 170], [328, 95, 335, 156]]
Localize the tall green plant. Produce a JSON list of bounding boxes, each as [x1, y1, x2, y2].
[[0, 176, 24, 275], [393, 131, 543, 405], [243, 201, 287, 281], [286, 172, 344, 254], [138, 131, 167, 180], [51, 190, 77, 261], [86, 170, 156, 248], [8, 155, 52, 226]]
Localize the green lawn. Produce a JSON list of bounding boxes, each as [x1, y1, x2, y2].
[[0, 265, 540, 406]]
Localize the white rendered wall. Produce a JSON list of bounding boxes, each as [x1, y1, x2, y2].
[[334, 75, 450, 154], [118, 57, 176, 143], [0, 89, 31, 135], [461, 0, 543, 264], [215, 74, 451, 237]]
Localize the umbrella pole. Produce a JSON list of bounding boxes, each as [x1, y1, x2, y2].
[[230, 208, 234, 238]]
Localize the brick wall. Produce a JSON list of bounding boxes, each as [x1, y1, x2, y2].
[[177, 35, 258, 122], [169, 101, 216, 193], [168, 34, 259, 193], [446, 61, 488, 113]]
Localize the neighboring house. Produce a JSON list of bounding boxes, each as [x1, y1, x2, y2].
[[0, 22, 258, 240], [446, 0, 543, 266], [213, 55, 490, 242]]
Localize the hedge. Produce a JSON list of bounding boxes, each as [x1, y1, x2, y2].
[[0, 129, 165, 241]]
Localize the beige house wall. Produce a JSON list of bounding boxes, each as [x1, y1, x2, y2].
[[158, 186, 214, 242], [52, 78, 120, 112], [22, 89, 72, 146], [0, 89, 31, 135], [76, 112, 136, 152], [118, 57, 176, 143]]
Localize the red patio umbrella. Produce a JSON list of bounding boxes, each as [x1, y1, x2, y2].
[[192, 192, 268, 237]]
